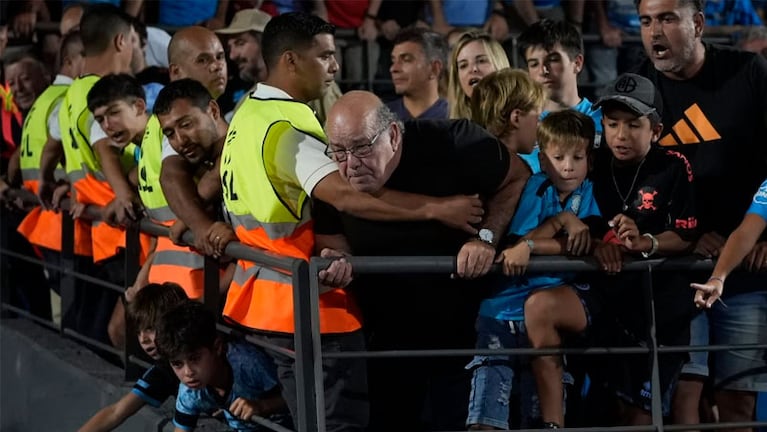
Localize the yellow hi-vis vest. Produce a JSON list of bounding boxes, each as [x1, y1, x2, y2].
[[61, 74, 146, 262], [138, 115, 206, 299], [16, 82, 83, 253], [221, 96, 361, 334]]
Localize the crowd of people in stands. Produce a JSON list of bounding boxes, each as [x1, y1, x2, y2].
[[0, 0, 766, 431]]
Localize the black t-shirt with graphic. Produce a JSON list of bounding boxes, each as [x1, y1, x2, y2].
[[635, 43, 767, 237], [592, 145, 697, 241]]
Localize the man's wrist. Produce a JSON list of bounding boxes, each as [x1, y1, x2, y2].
[[640, 233, 659, 258]]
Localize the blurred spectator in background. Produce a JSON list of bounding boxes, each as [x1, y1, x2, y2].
[[448, 30, 510, 119], [429, 0, 510, 43], [386, 27, 448, 120], [738, 25, 767, 58], [583, 0, 645, 98], [313, 0, 382, 91], [373, 0, 426, 98]]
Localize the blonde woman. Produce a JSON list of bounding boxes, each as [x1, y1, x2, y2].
[[470, 68, 545, 174], [447, 30, 510, 119]]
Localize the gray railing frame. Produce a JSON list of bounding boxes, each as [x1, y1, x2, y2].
[[3, 198, 767, 432]]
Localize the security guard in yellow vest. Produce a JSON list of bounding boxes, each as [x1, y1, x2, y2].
[[58, 5, 143, 347]]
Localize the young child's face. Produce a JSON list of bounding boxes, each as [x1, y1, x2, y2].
[[539, 140, 589, 199], [92, 99, 147, 146], [602, 108, 660, 163], [168, 346, 220, 390], [138, 328, 160, 360], [524, 43, 582, 102]]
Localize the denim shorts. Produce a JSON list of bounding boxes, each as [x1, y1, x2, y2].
[[466, 316, 573, 429], [681, 289, 767, 391]]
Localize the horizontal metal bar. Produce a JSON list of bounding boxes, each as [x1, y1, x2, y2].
[[0, 248, 124, 293], [62, 328, 123, 357], [665, 420, 767, 431], [249, 415, 295, 432], [216, 324, 297, 359], [445, 425, 657, 432], [0, 303, 59, 332], [127, 354, 153, 370], [311, 255, 715, 274]]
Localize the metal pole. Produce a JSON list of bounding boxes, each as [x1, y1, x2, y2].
[[124, 223, 143, 381], [59, 209, 76, 335], [308, 260, 326, 432], [203, 255, 220, 313], [292, 259, 319, 432], [644, 265, 664, 431]]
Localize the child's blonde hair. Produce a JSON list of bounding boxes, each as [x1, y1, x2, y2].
[[471, 68, 545, 138], [537, 110, 595, 153], [447, 31, 510, 120]]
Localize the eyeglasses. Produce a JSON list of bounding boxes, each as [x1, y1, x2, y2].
[[325, 126, 387, 162]]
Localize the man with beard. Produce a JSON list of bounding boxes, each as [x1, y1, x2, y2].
[[634, 0, 767, 429]]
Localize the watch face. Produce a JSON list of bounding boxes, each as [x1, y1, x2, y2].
[[479, 229, 493, 243]]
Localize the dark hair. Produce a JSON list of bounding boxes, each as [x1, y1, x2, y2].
[[261, 12, 335, 70], [155, 301, 217, 359], [634, 0, 703, 13], [393, 26, 448, 68], [537, 109, 595, 153], [87, 73, 145, 113], [60, 30, 84, 61], [153, 78, 213, 116], [79, 3, 134, 56], [131, 17, 148, 48], [517, 19, 583, 61], [126, 282, 188, 332]]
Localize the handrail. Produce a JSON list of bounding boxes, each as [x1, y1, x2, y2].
[[4, 190, 767, 432]]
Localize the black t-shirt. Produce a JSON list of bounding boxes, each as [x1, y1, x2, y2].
[[635, 43, 767, 237], [313, 119, 509, 350], [592, 147, 698, 344], [592, 146, 697, 241], [132, 362, 179, 408]]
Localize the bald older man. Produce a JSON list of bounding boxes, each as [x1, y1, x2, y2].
[[314, 90, 530, 431]]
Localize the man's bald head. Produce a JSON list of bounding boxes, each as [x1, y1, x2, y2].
[[168, 26, 228, 99], [327, 91, 385, 138], [326, 91, 404, 194]]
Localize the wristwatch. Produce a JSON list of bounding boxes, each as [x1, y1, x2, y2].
[[478, 229, 495, 246]]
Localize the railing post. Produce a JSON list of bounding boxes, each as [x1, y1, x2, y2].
[[0, 207, 9, 317], [292, 259, 320, 432], [59, 208, 76, 335], [123, 222, 143, 381], [203, 255, 219, 313], [644, 264, 664, 432]]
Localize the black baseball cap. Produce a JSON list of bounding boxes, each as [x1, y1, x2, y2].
[[594, 73, 663, 120]]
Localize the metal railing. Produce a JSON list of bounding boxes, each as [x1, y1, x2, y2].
[[2, 196, 767, 432]]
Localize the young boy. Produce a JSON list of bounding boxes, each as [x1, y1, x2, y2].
[[78, 282, 188, 431], [155, 301, 288, 431], [467, 110, 601, 430], [517, 19, 603, 147], [590, 73, 697, 425], [470, 68, 546, 174]]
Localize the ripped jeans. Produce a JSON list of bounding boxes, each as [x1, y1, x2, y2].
[[466, 316, 571, 429]]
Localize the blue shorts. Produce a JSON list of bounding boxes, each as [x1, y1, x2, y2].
[[681, 289, 767, 391], [466, 316, 574, 429]]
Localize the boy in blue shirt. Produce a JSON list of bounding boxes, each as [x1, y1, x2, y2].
[[467, 110, 602, 430], [155, 301, 288, 432], [78, 282, 187, 431], [517, 19, 603, 148]]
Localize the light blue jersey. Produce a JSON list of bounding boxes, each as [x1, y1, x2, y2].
[[479, 173, 601, 321]]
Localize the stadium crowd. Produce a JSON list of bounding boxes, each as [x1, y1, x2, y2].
[[1, 0, 767, 431]]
